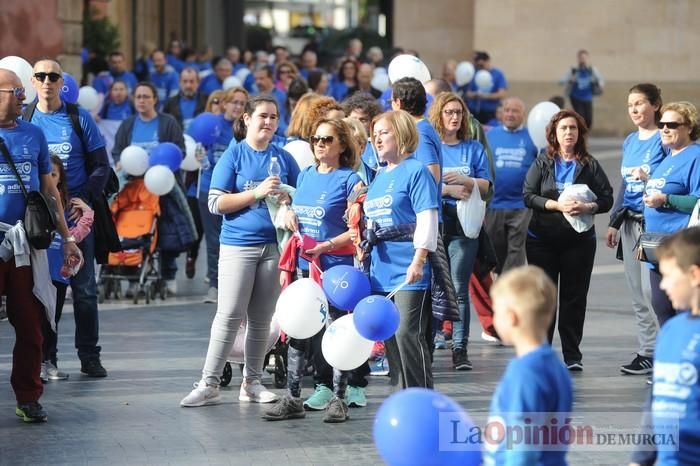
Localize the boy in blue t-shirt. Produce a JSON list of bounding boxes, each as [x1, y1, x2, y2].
[[486, 266, 573, 466]]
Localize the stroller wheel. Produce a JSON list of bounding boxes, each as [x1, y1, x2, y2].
[[220, 362, 233, 387]]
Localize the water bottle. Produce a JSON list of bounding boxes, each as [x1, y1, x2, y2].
[[268, 156, 281, 177]]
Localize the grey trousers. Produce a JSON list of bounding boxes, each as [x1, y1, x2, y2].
[[484, 207, 532, 274], [620, 218, 657, 357], [201, 244, 280, 385]]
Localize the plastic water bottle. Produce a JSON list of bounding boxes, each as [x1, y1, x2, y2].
[[268, 156, 281, 177]]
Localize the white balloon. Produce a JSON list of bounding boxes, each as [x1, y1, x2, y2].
[[119, 145, 150, 176], [180, 135, 200, 171], [223, 75, 242, 90], [455, 61, 475, 86], [283, 140, 315, 170], [371, 73, 390, 92], [527, 101, 561, 150], [144, 165, 175, 195], [474, 70, 493, 92], [387, 54, 431, 84], [235, 67, 251, 82], [321, 314, 374, 370], [0, 55, 36, 102], [228, 318, 280, 364], [274, 278, 328, 339], [77, 86, 100, 112]]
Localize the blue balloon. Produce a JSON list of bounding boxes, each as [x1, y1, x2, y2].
[[353, 295, 400, 341], [187, 112, 221, 146], [322, 265, 371, 311], [150, 142, 182, 171], [61, 73, 79, 104], [374, 388, 481, 466]]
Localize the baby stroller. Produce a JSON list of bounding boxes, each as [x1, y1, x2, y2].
[[97, 178, 165, 304]]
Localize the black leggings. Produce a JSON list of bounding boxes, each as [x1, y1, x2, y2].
[[649, 267, 676, 327]]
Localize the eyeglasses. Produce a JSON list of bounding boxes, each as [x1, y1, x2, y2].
[[658, 121, 686, 130], [310, 135, 334, 145], [33, 72, 62, 83], [443, 109, 464, 118], [211, 99, 220, 105], [0, 87, 25, 98], [278, 69, 292, 75]]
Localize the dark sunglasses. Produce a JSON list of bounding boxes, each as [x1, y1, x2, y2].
[[211, 98, 220, 104], [310, 135, 334, 145], [0, 87, 25, 98], [33, 72, 62, 83], [658, 121, 685, 130]]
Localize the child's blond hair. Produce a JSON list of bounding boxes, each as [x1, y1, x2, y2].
[[491, 266, 557, 330]]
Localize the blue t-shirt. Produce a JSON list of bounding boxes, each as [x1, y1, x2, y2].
[[210, 141, 299, 246], [293, 166, 361, 270], [28, 103, 105, 197], [330, 81, 350, 103], [167, 54, 185, 73], [130, 116, 160, 156], [150, 69, 179, 108], [179, 96, 198, 131], [653, 312, 700, 465], [554, 157, 577, 193], [644, 144, 700, 234], [484, 344, 573, 466], [467, 67, 508, 113], [621, 131, 665, 212], [92, 70, 138, 95], [199, 115, 234, 194], [415, 119, 443, 217], [364, 157, 438, 292], [0, 121, 51, 239], [441, 139, 492, 207], [487, 126, 538, 209], [199, 74, 223, 96], [102, 100, 134, 121], [361, 141, 379, 171], [569, 67, 595, 102]]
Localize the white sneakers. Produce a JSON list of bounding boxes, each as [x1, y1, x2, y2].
[[180, 379, 278, 407], [239, 380, 279, 403]]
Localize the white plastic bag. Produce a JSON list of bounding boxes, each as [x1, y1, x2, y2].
[[688, 199, 700, 228], [559, 184, 597, 233], [456, 178, 486, 239]]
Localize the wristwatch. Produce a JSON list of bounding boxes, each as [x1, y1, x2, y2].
[[63, 235, 76, 244]]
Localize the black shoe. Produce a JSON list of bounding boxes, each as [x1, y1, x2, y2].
[[185, 257, 196, 279], [81, 357, 108, 377], [452, 348, 473, 371], [16, 401, 47, 423], [620, 354, 654, 375], [566, 361, 584, 371]]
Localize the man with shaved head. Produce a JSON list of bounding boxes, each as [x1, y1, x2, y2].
[[484, 97, 538, 273], [0, 68, 81, 422], [26, 59, 110, 378]]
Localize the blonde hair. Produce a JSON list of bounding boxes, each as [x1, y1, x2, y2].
[[223, 86, 248, 102], [343, 117, 367, 171], [661, 101, 700, 141], [491, 266, 557, 330], [205, 90, 226, 113], [370, 110, 419, 156], [428, 92, 471, 141]]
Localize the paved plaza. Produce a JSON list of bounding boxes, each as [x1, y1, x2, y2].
[[0, 138, 657, 465]]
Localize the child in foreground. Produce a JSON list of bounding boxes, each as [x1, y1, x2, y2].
[[485, 265, 573, 466]]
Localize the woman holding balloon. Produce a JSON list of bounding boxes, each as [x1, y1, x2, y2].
[[180, 95, 299, 408], [262, 118, 365, 423]]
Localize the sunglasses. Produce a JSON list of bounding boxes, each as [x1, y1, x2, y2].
[[33, 72, 62, 83], [658, 121, 686, 130], [310, 135, 334, 145], [0, 87, 25, 98], [211, 99, 220, 104]]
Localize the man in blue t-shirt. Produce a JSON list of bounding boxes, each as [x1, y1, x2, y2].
[[485, 97, 538, 273], [92, 51, 138, 97], [162, 67, 207, 131], [0, 68, 82, 422], [559, 50, 604, 130], [149, 50, 180, 110], [199, 57, 232, 97], [29, 59, 111, 378], [464, 51, 508, 125], [253, 65, 287, 136]]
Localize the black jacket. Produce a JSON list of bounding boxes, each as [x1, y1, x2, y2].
[[524, 153, 613, 240], [162, 93, 208, 129]]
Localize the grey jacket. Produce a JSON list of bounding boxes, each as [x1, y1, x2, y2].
[[112, 113, 185, 163]]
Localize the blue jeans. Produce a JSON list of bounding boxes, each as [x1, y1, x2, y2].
[[198, 194, 222, 288], [446, 235, 479, 351], [70, 230, 100, 360]]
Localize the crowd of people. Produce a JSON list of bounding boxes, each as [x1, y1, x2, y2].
[[0, 36, 698, 464]]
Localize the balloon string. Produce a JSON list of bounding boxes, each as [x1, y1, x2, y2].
[[386, 280, 408, 300], [310, 260, 324, 277]]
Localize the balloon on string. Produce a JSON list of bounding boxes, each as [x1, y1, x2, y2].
[[527, 101, 560, 150], [60, 73, 79, 104], [274, 278, 328, 339], [187, 112, 220, 146], [228, 318, 280, 364], [283, 140, 315, 170], [223, 75, 242, 90], [374, 388, 481, 466], [150, 142, 183, 171], [474, 70, 493, 92], [371, 72, 390, 92], [0, 55, 36, 102], [77, 86, 100, 111], [180, 134, 200, 171], [144, 165, 175, 195], [321, 314, 374, 370], [235, 67, 251, 82], [353, 295, 400, 341], [322, 265, 371, 311], [119, 145, 150, 176], [455, 61, 475, 86], [388, 54, 431, 84]]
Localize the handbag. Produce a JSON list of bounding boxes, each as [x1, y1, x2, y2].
[[0, 137, 57, 249], [636, 232, 668, 265]]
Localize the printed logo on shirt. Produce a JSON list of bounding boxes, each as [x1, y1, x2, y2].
[[0, 184, 5, 195], [48, 142, 72, 159], [654, 361, 697, 402], [494, 146, 527, 169], [293, 204, 326, 227], [643, 149, 652, 164], [0, 161, 32, 177], [646, 178, 666, 194], [444, 166, 471, 176]]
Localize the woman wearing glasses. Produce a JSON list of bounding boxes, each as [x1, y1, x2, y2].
[[204, 90, 225, 115], [428, 92, 492, 371], [606, 84, 666, 376], [263, 118, 364, 423], [642, 101, 700, 327], [274, 61, 299, 93]]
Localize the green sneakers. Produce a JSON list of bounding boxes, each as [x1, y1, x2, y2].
[[346, 385, 367, 408], [303, 384, 333, 411], [16, 401, 47, 423]]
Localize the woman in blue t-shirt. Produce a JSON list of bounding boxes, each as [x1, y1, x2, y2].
[[428, 92, 492, 372], [180, 95, 299, 408], [643, 101, 700, 327], [606, 84, 666, 376], [364, 110, 439, 389], [330, 58, 358, 103]]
